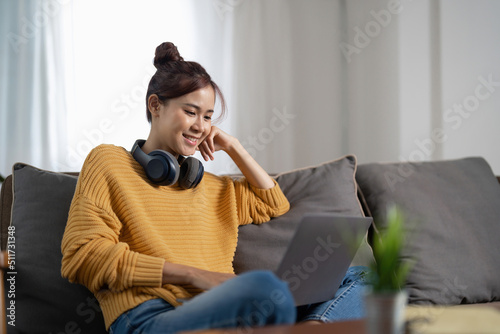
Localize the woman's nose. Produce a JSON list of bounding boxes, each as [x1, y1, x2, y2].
[[191, 116, 204, 132]]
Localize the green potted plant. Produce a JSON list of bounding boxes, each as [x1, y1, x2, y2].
[[365, 205, 412, 334], [0, 173, 4, 184]]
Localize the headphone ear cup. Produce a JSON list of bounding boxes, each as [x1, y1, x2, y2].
[[178, 157, 204, 189], [146, 150, 180, 185]]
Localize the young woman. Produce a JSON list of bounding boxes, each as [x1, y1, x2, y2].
[[61, 42, 369, 334]]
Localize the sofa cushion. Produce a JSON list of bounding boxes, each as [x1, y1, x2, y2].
[[356, 157, 500, 305], [8, 163, 106, 333], [233, 155, 375, 273], [6, 157, 373, 333]]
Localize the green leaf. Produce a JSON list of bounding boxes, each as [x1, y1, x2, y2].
[[369, 205, 413, 293]]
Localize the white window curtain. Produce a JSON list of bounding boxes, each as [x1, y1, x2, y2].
[[197, 0, 500, 174], [2, 0, 499, 176], [0, 0, 73, 175], [192, 0, 349, 174]]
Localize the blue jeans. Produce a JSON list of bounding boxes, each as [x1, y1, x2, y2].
[[296, 266, 369, 322], [109, 267, 369, 334]]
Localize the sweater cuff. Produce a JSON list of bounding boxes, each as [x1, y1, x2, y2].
[[132, 253, 165, 287], [249, 180, 290, 214]]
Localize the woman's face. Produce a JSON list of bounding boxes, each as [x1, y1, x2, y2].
[[151, 86, 215, 157]]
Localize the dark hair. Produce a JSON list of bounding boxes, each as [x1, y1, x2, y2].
[[145, 42, 226, 123]]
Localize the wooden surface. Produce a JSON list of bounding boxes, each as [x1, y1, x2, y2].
[[180, 319, 366, 334], [181, 305, 500, 334]]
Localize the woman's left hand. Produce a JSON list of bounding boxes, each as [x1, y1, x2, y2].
[[197, 126, 236, 161], [197, 126, 275, 189]]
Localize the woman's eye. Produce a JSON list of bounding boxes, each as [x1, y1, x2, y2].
[[185, 110, 195, 116], [204, 116, 212, 121]]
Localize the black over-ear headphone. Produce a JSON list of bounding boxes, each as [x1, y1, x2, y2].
[[131, 139, 204, 189]]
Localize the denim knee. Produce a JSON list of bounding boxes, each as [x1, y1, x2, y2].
[[343, 266, 371, 286], [236, 270, 296, 324]]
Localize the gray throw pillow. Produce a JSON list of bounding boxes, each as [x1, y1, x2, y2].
[[356, 157, 500, 305], [8, 163, 106, 334], [233, 155, 375, 274]]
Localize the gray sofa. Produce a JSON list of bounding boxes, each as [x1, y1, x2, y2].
[[1, 155, 499, 333]]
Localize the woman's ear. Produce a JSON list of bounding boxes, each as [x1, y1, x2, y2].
[[148, 94, 161, 117]]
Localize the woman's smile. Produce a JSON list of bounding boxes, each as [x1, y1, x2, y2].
[[184, 134, 200, 146]]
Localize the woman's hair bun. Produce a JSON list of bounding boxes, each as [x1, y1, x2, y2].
[[154, 42, 184, 68]]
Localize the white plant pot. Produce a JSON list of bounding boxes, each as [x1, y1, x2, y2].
[[364, 290, 408, 334]]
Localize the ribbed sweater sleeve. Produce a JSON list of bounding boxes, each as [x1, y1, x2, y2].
[[61, 195, 165, 293], [234, 178, 290, 225], [61, 148, 165, 294]]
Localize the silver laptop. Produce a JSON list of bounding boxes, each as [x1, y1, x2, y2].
[[274, 213, 372, 306]]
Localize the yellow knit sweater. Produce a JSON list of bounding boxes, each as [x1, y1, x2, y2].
[[61, 144, 290, 330]]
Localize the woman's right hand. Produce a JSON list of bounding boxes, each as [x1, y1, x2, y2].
[[162, 261, 236, 290], [189, 268, 237, 290]]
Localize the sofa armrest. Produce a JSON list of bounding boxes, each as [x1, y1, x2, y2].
[[1, 175, 13, 251]]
